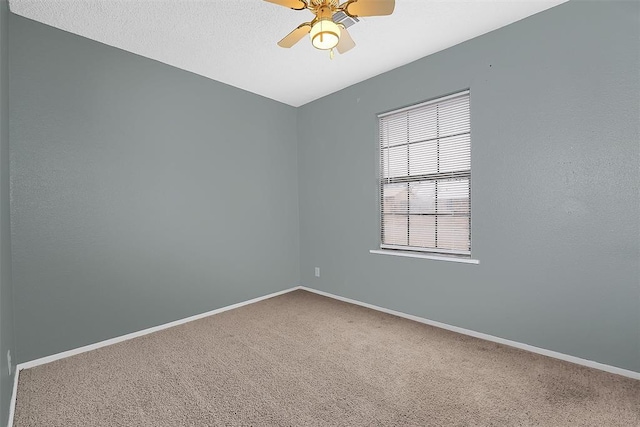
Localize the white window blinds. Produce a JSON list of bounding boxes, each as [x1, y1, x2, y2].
[[378, 90, 471, 255]]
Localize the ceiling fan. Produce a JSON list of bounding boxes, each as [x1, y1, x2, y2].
[[265, 0, 395, 58]]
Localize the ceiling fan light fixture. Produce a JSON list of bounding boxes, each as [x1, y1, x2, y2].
[[310, 18, 341, 50], [269, 0, 395, 55]]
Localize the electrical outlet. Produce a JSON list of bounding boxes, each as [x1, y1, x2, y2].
[[314, 267, 320, 278], [7, 350, 11, 376]]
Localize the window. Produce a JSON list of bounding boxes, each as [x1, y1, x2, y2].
[[378, 90, 471, 257]]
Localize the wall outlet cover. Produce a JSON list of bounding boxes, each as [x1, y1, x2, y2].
[[7, 350, 11, 376]]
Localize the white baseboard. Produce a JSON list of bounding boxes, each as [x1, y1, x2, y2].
[[299, 286, 640, 380], [7, 367, 19, 427], [17, 286, 301, 372]]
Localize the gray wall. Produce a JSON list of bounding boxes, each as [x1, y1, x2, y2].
[[297, 0, 640, 372], [0, 0, 15, 424], [10, 15, 300, 363], [6, 0, 640, 376]]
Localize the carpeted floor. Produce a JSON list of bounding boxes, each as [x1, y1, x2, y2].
[[14, 290, 640, 426]]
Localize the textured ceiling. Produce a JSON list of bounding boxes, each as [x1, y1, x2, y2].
[[9, 0, 568, 106]]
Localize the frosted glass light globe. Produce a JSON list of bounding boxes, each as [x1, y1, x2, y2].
[[310, 18, 341, 50]]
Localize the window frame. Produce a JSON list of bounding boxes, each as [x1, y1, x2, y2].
[[377, 90, 472, 258]]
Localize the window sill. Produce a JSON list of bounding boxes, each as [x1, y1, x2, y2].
[[369, 249, 480, 264]]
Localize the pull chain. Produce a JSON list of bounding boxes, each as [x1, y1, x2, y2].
[[329, 48, 334, 60]]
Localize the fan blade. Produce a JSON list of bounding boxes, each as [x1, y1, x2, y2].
[[264, 0, 307, 10], [336, 27, 356, 54], [343, 0, 395, 17], [278, 23, 312, 48]]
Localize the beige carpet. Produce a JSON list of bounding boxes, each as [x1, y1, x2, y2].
[[14, 290, 640, 426]]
